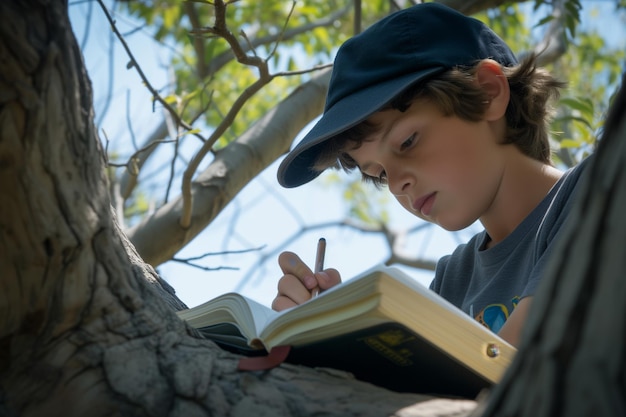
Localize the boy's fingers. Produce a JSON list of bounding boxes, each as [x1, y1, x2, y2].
[[271, 295, 297, 312], [276, 273, 314, 305], [278, 251, 315, 286], [315, 269, 342, 290], [275, 252, 342, 304]]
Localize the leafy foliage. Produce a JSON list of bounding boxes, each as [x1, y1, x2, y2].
[[122, 0, 362, 141], [549, 14, 626, 162]]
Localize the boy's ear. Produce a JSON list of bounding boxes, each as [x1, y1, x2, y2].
[[475, 59, 510, 121]]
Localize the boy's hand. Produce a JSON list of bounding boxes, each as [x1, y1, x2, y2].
[[271, 251, 341, 311]]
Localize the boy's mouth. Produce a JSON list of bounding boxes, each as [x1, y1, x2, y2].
[[413, 192, 437, 216]]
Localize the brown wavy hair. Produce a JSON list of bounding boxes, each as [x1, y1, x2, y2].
[[314, 54, 566, 186]]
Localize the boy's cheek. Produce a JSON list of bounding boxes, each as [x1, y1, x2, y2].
[[394, 195, 420, 218]]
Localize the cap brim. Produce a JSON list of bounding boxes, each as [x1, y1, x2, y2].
[[277, 67, 443, 188]]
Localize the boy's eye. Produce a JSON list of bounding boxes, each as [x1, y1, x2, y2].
[[360, 170, 387, 187], [400, 133, 416, 151]]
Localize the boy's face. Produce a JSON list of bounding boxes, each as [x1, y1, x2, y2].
[[347, 99, 508, 231]]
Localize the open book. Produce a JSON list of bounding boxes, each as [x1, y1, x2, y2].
[[177, 264, 516, 398]]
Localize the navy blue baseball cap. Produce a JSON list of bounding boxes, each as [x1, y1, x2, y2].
[[277, 2, 518, 188]]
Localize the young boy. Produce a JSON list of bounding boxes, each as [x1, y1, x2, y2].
[[271, 3, 590, 347]]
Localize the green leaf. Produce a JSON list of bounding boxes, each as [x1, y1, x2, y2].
[[533, 15, 554, 28], [560, 97, 594, 118], [182, 128, 202, 136], [560, 138, 581, 148], [163, 94, 179, 105]]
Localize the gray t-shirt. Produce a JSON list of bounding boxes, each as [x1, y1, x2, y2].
[[429, 157, 590, 333]]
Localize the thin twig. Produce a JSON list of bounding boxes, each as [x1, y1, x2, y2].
[[272, 63, 334, 78], [96, 0, 206, 144], [96, 24, 115, 127], [171, 245, 266, 272], [265, 1, 296, 60], [176, 245, 266, 262], [107, 139, 177, 171], [126, 89, 139, 150], [170, 261, 239, 272], [78, 0, 93, 50]]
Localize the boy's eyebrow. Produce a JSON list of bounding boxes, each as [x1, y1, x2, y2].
[[362, 116, 393, 145], [379, 121, 394, 144], [355, 119, 394, 173]]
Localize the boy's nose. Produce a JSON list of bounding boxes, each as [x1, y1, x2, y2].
[[387, 169, 413, 196]]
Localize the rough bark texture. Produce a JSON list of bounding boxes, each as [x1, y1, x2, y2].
[[1, 0, 625, 416]]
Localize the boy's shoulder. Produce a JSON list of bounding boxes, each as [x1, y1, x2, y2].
[[568, 153, 592, 176], [536, 153, 593, 235], [553, 154, 592, 203]]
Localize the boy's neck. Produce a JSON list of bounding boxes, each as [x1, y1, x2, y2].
[[480, 152, 563, 247]]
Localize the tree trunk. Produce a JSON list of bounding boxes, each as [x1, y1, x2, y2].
[[1, 1, 624, 416]]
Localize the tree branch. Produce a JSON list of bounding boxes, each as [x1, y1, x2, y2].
[[190, 5, 352, 79], [127, 69, 333, 266]]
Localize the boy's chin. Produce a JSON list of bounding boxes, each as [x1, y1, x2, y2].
[[403, 205, 475, 231], [433, 218, 476, 232]]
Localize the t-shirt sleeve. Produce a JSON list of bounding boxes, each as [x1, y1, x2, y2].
[[429, 254, 450, 293]]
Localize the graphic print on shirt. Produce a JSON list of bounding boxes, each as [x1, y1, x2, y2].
[[474, 296, 520, 333]]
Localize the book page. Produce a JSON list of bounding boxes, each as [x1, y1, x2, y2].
[[177, 293, 278, 342]]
